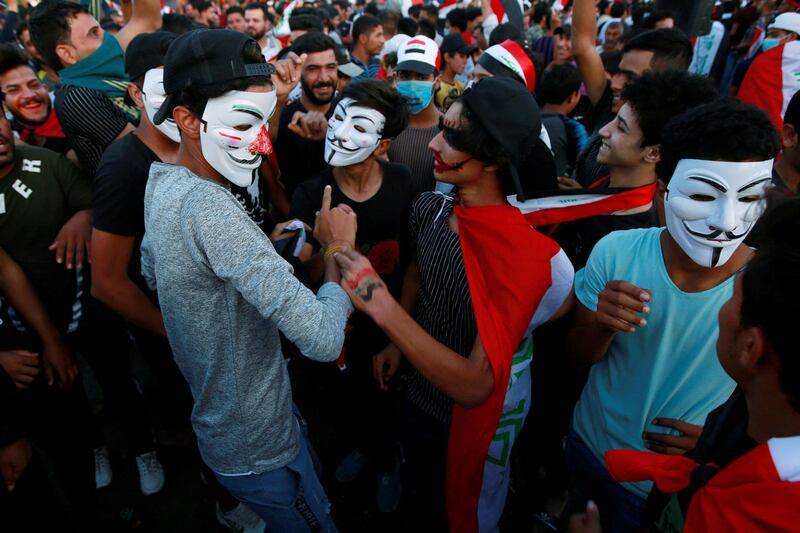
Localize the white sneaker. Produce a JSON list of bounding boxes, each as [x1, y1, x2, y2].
[[135, 451, 165, 496], [94, 446, 113, 489], [216, 502, 265, 533]]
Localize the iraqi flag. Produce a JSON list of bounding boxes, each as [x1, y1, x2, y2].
[[490, 0, 524, 31], [447, 205, 560, 533], [689, 21, 725, 77], [606, 436, 800, 532], [738, 40, 800, 131]]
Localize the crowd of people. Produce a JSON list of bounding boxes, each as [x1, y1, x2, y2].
[[0, 0, 798, 531]]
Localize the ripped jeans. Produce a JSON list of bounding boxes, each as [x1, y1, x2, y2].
[[214, 427, 336, 533]]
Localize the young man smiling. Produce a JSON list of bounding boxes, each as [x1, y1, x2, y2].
[[143, 29, 355, 531]]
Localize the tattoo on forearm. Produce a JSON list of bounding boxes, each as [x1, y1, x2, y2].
[[346, 268, 385, 303]]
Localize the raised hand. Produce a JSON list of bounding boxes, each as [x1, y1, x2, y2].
[[313, 185, 356, 250], [333, 247, 388, 313]]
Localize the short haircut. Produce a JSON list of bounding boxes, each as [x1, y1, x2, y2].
[[162, 13, 196, 34], [379, 9, 401, 35], [408, 5, 423, 19], [190, 0, 213, 12], [352, 14, 381, 42], [226, 5, 244, 17], [657, 98, 779, 184], [0, 43, 32, 76], [489, 22, 523, 47], [623, 28, 693, 72], [606, 20, 624, 34], [421, 5, 438, 18], [600, 50, 622, 74], [364, 2, 381, 16], [446, 8, 468, 32], [341, 79, 408, 139], [289, 14, 324, 32], [537, 64, 582, 105], [29, 0, 89, 71], [740, 196, 800, 412], [597, 0, 611, 13], [622, 70, 718, 148], [610, 1, 629, 18], [783, 89, 800, 130], [466, 7, 482, 22], [244, 3, 274, 24], [532, 3, 551, 25], [175, 40, 271, 118], [290, 31, 336, 55], [417, 18, 436, 39], [398, 16, 418, 37]]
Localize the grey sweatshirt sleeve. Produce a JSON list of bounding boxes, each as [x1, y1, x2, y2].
[[182, 184, 352, 362], [140, 228, 157, 293]]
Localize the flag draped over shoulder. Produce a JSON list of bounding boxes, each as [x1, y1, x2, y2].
[[738, 40, 800, 131], [447, 204, 559, 532]]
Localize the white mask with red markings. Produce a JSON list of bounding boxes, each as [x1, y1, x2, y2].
[[200, 89, 277, 188]]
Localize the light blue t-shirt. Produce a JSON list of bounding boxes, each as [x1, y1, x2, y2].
[[572, 228, 736, 499]]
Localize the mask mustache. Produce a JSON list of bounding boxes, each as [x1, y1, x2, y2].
[[684, 222, 750, 241]]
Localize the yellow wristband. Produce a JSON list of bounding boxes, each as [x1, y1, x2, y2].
[[324, 244, 345, 260]]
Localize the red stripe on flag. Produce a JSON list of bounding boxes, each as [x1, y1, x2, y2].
[[523, 183, 657, 227], [738, 43, 787, 130]]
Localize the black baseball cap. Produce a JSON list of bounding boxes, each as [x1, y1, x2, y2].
[[125, 31, 178, 80], [153, 29, 275, 125], [440, 32, 477, 56]]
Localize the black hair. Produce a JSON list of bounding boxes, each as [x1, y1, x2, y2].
[[244, 3, 274, 24], [631, 2, 652, 27], [333, 0, 350, 11], [162, 13, 196, 34], [657, 98, 779, 184], [100, 18, 122, 32], [610, 2, 629, 18], [538, 63, 582, 105], [0, 43, 33, 76], [621, 70, 718, 148], [289, 14, 324, 32], [601, 50, 622, 74], [408, 5, 423, 19], [466, 7, 483, 22], [489, 22, 523, 47], [379, 9, 401, 35], [190, 0, 213, 11], [783, 89, 800, 130], [176, 40, 271, 119], [642, 9, 674, 30], [446, 8, 468, 32], [226, 5, 244, 16], [532, 3, 552, 26], [421, 5, 438, 18], [383, 51, 398, 69], [597, 0, 611, 14], [398, 17, 418, 37], [623, 28, 693, 72], [740, 196, 800, 412], [364, 2, 381, 16], [352, 14, 381, 42], [290, 31, 336, 55], [29, 0, 89, 71], [417, 18, 436, 40], [341, 79, 408, 139]]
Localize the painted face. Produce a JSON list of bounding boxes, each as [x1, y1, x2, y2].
[[665, 159, 773, 268], [324, 97, 385, 167], [142, 68, 180, 143], [200, 89, 277, 188]]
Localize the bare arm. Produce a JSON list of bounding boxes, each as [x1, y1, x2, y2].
[[260, 159, 290, 219], [116, 0, 163, 52], [90, 230, 167, 337], [572, 0, 608, 106], [565, 299, 616, 367]]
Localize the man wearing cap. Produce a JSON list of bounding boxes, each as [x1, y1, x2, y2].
[[436, 32, 476, 109], [28, 0, 162, 178], [334, 77, 574, 531], [388, 35, 442, 196], [335, 45, 364, 93], [143, 29, 354, 531]]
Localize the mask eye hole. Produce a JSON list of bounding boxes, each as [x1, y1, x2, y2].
[[739, 195, 761, 203], [233, 124, 252, 132], [334, 114, 344, 121], [689, 194, 715, 202], [354, 125, 366, 133]]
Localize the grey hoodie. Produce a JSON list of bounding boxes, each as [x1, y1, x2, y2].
[[141, 163, 352, 474]]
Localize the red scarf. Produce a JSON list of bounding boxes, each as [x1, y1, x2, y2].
[[447, 204, 559, 532], [17, 109, 65, 144], [606, 441, 800, 532]]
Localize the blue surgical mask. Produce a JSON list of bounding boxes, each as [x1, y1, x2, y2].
[[762, 37, 782, 52], [397, 80, 435, 114]]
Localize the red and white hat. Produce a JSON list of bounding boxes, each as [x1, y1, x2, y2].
[[396, 35, 441, 75], [476, 39, 536, 92]]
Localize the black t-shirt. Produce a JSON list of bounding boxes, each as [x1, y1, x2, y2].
[[573, 134, 609, 188], [543, 112, 569, 177], [0, 144, 91, 332], [54, 85, 132, 179], [584, 82, 616, 135], [289, 160, 414, 358], [552, 207, 659, 270], [643, 388, 756, 533], [93, 133, 159, 292], [275, 99, 333, 198]]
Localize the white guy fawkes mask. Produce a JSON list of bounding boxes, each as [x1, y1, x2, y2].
[[200, 89, 277, 188], [665, 158, 774, 268], [142, 68, 181, 143], [324, 97, 386, 167]]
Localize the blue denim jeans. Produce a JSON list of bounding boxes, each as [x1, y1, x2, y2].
[[565, 429, 647, 533], [214, 430, 337, 533]]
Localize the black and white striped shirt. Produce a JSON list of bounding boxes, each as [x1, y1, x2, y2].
[[407, 192, 477, 425]]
